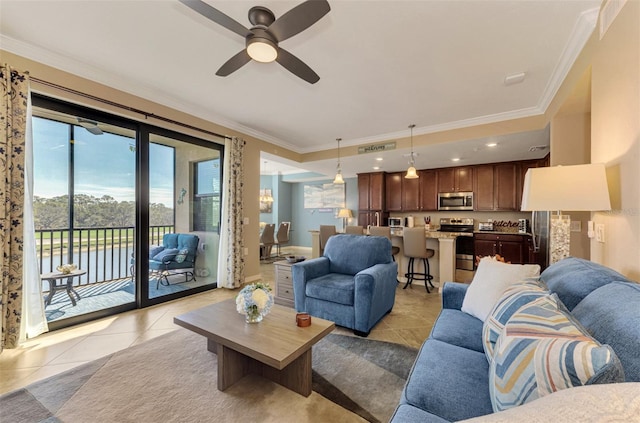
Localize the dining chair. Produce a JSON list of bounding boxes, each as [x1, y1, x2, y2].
[[260, 223, 276, 260], [345, 225, 365, 235], [275, 222, 290, 256], [319, 225, 337, 256]]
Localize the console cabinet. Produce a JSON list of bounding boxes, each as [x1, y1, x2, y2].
[[474, 233, 534, 265], [273, 260, 295, 308]]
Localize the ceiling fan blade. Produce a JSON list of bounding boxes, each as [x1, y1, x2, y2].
[[77, 118, 103, 135], [268, 0, 330, 42], [179, 0, 250, 38], [216, 50, 252, 77], [276, 47, 320, 84]]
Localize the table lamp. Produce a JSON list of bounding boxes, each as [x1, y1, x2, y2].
[[337, 208, 353, 231], [521, 163, 611, 264]]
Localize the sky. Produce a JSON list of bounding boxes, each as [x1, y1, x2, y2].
[[33, 117, 175, 206]]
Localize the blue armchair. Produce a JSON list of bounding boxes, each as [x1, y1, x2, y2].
[[131, 233, 200, 289], [292, 234, 398, 336]]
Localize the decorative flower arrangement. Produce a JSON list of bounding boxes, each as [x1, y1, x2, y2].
[[56, 264, 77, 275], [236, 282, 274, 323]]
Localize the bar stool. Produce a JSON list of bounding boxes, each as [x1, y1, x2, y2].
[[402, 227, 435, 293], [368, 226, 401, 284]]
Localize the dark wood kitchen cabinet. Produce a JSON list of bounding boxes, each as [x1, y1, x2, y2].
[[474, 233, 533, 265], [385, 172, 403, 212], [474, 165, 495, 211], [402, 175, 421, 211], [358, 172, 386, 227], [418, 169, 438, 211], [474, 163, 519, 211], [438, 167, 473, 193]]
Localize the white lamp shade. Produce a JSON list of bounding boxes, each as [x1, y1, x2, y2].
[[405, 166, 419, 179], [521, 163, 611, 211], [333, 172, 345, 184]]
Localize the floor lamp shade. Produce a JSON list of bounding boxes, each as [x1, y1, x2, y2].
[[520, 163, 611, 264]]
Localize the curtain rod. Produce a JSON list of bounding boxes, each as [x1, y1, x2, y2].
[[30, 76, 229, 140]]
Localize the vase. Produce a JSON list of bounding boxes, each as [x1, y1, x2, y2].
[[245, 309, 265, 323]]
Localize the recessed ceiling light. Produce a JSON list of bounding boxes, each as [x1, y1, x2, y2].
[[486, 142, 498, 147], [373, 166, 380, 170], [451, 158, 461, 162], [375, 157, 384, 161], [504, 72, 526, 86]]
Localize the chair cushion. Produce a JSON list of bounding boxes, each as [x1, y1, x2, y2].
[[461, 257, 540, 322], [540, 257, 631, 311], [483, 280, 549, 361], [430, 309, 484, 353], [324, 234, 391, 276], [489, 295, 624, 412], [305, 273, 355, 306], [149, 245, 165, 259], [390, 404, 450, 423], [152, 248, 179, 262], [403, 339, 493, 422], [571, 281, 640, 382]]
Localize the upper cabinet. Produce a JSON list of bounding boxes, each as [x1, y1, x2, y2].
[[385, 172, 403, 212], [437, 167, 473, 192], [474, 163, 519, 211], [418, 169, 438, 211], [358, 172, 385, 211], [474, 165, 495, 211]]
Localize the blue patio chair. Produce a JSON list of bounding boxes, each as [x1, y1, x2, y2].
[[131, 233, 200, 289]]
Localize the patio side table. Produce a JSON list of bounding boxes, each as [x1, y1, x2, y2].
[[41, 269, 86, 307]]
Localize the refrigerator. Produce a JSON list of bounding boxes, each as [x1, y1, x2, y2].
[[530, 211, 550, 269]]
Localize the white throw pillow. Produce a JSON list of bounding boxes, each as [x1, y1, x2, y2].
[[461, 257, 541, 322]]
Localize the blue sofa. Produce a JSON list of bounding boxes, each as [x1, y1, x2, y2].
[[390, 257, 640, 422], [292, 234, 397, 336]]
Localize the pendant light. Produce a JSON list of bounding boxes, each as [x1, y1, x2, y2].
[[259, 161, 274, 203], [405, 124, 419, 179], [333, 138, 345, 184]]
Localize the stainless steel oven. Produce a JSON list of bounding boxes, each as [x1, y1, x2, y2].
[[438, 192, 474, 211]]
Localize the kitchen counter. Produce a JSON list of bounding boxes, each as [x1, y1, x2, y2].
[[474, 231, 532, 236]]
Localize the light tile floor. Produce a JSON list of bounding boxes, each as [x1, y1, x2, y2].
[[0, 249, 443, 395]]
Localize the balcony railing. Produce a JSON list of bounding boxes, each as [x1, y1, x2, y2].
[[36, 225, 174, 287]]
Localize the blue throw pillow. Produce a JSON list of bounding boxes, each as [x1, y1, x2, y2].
[[149, 245, 165, 259], [153, 248, 179, 262], [174, 248, 189, 263]]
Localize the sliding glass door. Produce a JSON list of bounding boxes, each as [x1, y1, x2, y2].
[[32, 94, 223, 328]]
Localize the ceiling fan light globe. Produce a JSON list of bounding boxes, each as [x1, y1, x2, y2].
[[405, 166, 419, 179], [247, 38, 278, 63]]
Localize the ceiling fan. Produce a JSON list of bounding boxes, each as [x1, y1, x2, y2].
[[179, 0, 330, 84], [77, 118, 103, 135]]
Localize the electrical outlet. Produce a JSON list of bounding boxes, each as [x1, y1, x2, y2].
[[243, 217, 250, 225], [596, 224, 605, 243]]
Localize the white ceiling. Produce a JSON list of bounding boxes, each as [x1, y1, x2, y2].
[[0, 0, 600, 179]]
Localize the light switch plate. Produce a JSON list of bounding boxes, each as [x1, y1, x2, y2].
[[243, 217, 249, 225], [570, 220, 582, 232], [596, 224, 605, 243]]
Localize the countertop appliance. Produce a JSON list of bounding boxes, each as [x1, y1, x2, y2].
[[439, 218, 475, 271], [438, 192, 474, 211], [388, 217, 404, 229], [478, 222, 494, 231]]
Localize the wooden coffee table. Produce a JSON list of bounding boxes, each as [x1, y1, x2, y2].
[[174, 298, 334, 397]]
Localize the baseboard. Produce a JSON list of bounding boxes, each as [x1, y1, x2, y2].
[[245, 274, 262, 283]]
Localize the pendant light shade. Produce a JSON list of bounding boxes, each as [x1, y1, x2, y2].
[[405, 124, 419, 179], [333, 138, 345, 184]]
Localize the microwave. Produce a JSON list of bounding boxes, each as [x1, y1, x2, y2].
[[388, 217, 404, 228], [438, 192, 474, 211]]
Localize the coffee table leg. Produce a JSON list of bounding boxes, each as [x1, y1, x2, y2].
[[259, 349, 312, 397], [217, 344, 252, 391]]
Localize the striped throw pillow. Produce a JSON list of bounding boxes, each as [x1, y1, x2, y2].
[[489, 295, 624, 412], [482, 279, 548, 362]]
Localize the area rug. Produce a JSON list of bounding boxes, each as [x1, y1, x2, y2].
[[0, 329, 417, 423]]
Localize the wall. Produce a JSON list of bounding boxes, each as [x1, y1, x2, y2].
[[590, 0, 640, 279], [550, 111, 591, 259], [290, 178, 358, 247]]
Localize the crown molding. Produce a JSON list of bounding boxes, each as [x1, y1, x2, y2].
[[1, 35, 299, 151]]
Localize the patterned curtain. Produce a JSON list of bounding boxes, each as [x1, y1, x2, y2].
[[216, 137, 245, 289], [0, 65, 29, 352]]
